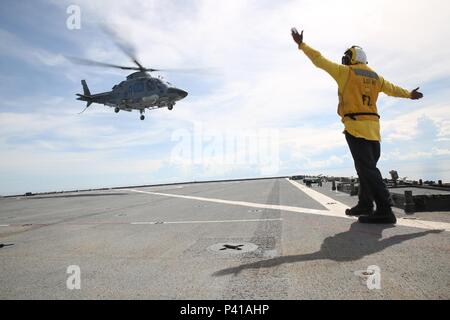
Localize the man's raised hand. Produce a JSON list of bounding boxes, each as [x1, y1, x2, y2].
[[291, 28, 303, 46], [411, 87, 423, 100]]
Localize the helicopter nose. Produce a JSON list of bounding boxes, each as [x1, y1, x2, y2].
[[168, 88, 188, 99]]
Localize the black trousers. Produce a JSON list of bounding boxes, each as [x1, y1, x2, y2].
[[345, 132, 392, 210]]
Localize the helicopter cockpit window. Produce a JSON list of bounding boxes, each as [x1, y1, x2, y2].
[[147, 79, 155, 91], [155, 81, 164, 92], [133, 81, 144, 93]]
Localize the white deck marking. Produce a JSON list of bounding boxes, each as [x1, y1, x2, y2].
[[127, 183, 450, 232], [127, 189, 339, 217], [130, 222, 160, 225], [287, 178, 450, 232], [129, 187, 450, 231], [131, 218, 282, 225], [287, 179, 350, 216], [125, 185, 450, 232], [0, 224, 10, 227], [392, 218, 450, 231]]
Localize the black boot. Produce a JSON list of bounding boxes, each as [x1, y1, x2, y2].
[[345, 205, 374, 217], [358, 207, 397, 224]]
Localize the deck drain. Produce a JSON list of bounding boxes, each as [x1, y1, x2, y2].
[[248, 209, 263, 213], [354, 269, 376, 278], [208, 242, 258, 255]]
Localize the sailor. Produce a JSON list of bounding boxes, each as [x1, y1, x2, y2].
[[291, 28, 423, 224]]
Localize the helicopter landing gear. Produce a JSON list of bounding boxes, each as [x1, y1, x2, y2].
[[140, 109, 145, 120], [114, 107, 120, 113], [168, 104, 174, 111]]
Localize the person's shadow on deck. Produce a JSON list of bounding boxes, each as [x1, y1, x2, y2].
[[212, 222, 444, 277]]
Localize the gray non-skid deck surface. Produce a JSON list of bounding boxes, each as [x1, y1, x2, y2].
[[138, 179, 327, 210], [0, 178, 449, 299]]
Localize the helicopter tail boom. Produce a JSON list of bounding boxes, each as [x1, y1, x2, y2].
[[76, 80, 113, 114]]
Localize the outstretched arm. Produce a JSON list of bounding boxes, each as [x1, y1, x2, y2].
[[380, 78, 424, 100], [291, 28, 347, 83]]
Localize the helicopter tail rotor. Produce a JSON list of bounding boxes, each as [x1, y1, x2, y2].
[[76, 80, 93, 114]]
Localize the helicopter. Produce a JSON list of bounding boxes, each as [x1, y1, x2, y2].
[[69, 31, 191, 120]]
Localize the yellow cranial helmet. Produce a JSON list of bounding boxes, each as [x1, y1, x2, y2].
[[343, 46, 368, 65]]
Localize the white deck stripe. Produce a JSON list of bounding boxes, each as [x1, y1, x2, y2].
[[0, 224, 10, 227], [287, 178, 450, 232], [128, 184, 450, 232], [127, 189, 340, 217], [287, 179, 350, 216], [393, 218, 450, 231], [131, 222, 159, 225], [131, 218, 282, 225]]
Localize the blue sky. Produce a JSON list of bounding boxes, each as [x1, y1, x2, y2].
[[1, 0, 450, 195]]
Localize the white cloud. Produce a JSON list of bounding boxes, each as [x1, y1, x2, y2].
[[432, 148, 450, 156], [382, 101, 450, 142], [0, 28, 67, 67]]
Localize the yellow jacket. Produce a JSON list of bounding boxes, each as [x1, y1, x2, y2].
[[299, 43, 411, 141]]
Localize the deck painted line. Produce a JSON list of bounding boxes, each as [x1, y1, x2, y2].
[[0, 224, 10, 227], [126, 188, 340, 217], [287, 178, 450, 232], [393, 218, 450, 232], [131, 218, 282, 225], [131, 222, 160, 225], [127, 184, 450, 232], [286, 179, 350, 216]]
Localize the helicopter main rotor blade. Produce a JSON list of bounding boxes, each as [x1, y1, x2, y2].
[[68, 56, 212, 74], [100, 25, 146, 71], [68, 56, 163, 72], [70, 24, 215, 75], [154, 67, 218, 75], [67, 56, 141, 71]]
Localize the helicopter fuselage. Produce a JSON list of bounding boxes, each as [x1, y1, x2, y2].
[[77, 71, 188, 119]]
